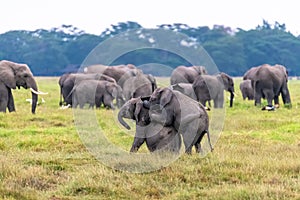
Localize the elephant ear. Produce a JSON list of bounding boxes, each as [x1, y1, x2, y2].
[[218, 73, 229, 88], [275, 64, 288, 82], [160, 88, 173, 107], [106, 83, 117, 98], [0, 61, 17, 89]]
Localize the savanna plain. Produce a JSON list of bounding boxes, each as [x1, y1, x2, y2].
[[0, 77, 299, 200]]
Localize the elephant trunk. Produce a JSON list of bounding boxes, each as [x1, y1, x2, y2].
[[229, 91, 234, 107], [30, 80, 38, 114], [118, 106, 131, 130], [59, 87, 64, 106]]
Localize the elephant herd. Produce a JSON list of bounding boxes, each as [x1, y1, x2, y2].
[[0, 60, 293, 155], [240, 64, 292, 110], [59, 64, 157, 109], [59, 64, 225, 154]]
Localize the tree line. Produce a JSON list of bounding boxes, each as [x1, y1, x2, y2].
[[0, 21, 300, 76]]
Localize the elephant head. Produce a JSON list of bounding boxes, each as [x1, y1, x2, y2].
[[117, 96, 151, 130], [106, 82, 125, 108], [0, 60, 45, 113], [218, 72, 235, 107]]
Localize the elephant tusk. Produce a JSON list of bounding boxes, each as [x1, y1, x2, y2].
[[30, 88, 48, 95]]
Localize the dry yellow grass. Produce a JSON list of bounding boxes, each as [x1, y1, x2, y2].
[[0, 77, 299, 199]]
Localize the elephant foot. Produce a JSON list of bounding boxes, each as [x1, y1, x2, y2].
[[261, 105, 275, 111], [185, 147, 193, 155]]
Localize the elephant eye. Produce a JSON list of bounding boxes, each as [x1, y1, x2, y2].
[[24, 74, 29, 78]]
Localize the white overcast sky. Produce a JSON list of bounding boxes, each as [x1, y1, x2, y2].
[[1, 0, 299, 35]]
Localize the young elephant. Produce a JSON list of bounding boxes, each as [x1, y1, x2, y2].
[[117, 97, 182, 153], [149, 87, 213, 154], [239, 79, 254, 100], [73, 79, 125, 109], [192, 72, 235, 108]]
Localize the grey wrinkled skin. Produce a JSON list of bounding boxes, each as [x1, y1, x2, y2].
[[72, 80, 125, 109], [170, 83, 197, 100], [240, 79, 254, 100], [0, 60, 39, 114], [58, 73, 116, 107], [149, 87, 213, 154], [84, 64, 139, 89], [117, 97, 182, 153], [170, 65, 207, 85], [122, 72, 154, 101], [248, 64, 291, 107], [192, 73, 235, 108]]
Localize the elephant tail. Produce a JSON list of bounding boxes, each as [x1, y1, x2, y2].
[[204, 130, 213, 152]]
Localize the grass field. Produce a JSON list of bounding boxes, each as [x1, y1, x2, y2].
[[0, 77, 299, 200]]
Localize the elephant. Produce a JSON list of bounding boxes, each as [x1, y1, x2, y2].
[[250, 64, 291, 109], [83, 64, 139, 89], [0, 60, 46, 113], [239, 79, 254, 100], [170, 65, 207, 85], [192, 72, 235, 108], [149, 87, 213, 154], [122, 72, 154, 101], [58, 73, 118, 107], [72, 79, 125, 109], [117, 96, 182, 153]]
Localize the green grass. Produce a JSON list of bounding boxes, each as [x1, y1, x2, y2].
[[0, 77, 299, 199]]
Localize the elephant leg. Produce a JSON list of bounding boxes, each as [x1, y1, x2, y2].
[[95, 101, 101, 108], [274, 95, 280, 106], [79, 103, 85, 109], [181, 119, 201, 154], [199, 99, 206, 108], [208, 101, 211, 108], [242, 91, 246, 100], [213, 99, 218, 108], [254, 91, 262, 106], [195, 130, 213, 153], [0, 98, 8, 113], [72, 94, 78, 108], [264, 89, 274, 106], [213, 98, 222, 108], [194, 135, 203, 153], [280, 87, 291, 105], [130, 137, 146, 152], [103, 96, 115, 110], [0, 84, 9, 112], [7, 88, 16, 112]]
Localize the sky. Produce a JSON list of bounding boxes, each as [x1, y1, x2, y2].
[[1, 0, 299, 36]]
